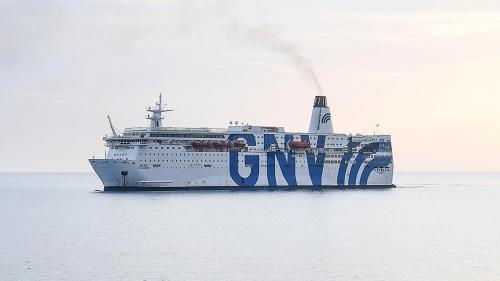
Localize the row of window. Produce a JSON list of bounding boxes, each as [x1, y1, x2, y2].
[[110, 146, 135, 150], [149, 146, 182, 150], [324, 160, 342, 164], [114, 144, 387, 152], [139, 164, 390, 170], [137, 152, 387, 157], [149, 133, 225, 138], [138, 158, 385, 165], [251, 135, 347, 141], [140, 152, 228, 157], [118, 134, 353, 142], [147, 165, 229, 169], [140, 159, 229, 163], [118, 153, 388, 161]]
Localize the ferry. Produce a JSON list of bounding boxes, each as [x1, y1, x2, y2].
[[90, 95, 394, 191]]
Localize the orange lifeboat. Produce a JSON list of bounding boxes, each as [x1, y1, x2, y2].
[[212, 141, 233, 149], [191, 141, 211, 149], [233, 140, 246, 148], [288, 141, 310, 149]]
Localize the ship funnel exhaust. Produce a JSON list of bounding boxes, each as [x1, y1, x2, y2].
[[308, 96, 333, 134]]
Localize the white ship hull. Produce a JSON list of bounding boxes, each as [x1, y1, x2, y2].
[[90, 156, 394, 191], [90, 95, 394, 191]]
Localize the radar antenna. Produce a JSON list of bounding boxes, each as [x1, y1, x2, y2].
[[146, 93, 174, 128]]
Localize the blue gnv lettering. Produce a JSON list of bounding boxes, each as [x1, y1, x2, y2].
[[228, 134, 328, 187], [264, 134, 296, 186], [300, 135, 326, 186], [228, 134, 259, 186]]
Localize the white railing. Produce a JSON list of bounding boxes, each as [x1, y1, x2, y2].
[[124, 127, 226, 133]]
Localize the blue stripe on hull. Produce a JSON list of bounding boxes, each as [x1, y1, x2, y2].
[[360, 156, 393, 185], [337, 138, 360, 186]]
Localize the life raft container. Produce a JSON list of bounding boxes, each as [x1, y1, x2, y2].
[[288, 141, 310, 149]]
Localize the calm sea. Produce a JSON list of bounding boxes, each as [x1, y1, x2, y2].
[[1, 172, 499, 281]]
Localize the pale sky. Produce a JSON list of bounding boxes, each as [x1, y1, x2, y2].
[[1, 0, 500, 172]]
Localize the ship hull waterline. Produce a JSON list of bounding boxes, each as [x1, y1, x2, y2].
[[101, 185, 396, 192]]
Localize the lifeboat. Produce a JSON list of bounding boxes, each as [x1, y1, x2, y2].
[[191, 141, 212, 149], [233, 140, 246, 148], [288, 141, 310, 149], [212, 141, 233, 148]]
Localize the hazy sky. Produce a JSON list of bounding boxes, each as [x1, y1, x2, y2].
[[1, 0, 500, 172]]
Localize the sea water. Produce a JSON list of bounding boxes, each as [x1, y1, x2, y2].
[[1, 172, 499, 281]]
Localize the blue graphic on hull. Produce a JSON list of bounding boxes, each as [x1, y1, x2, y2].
[[360, 156, 393, 185], [228, 133, 392, 187], [301, 135, 326, 186], [264, 134, 297, 186], [348, 142, 379, 186], [337, 138, 360, 186], [228, 134, 259, 186]]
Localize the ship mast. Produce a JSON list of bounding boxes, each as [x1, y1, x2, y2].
[[146, 93, 173, 129]]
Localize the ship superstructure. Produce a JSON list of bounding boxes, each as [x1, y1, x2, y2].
[[90, 95, 394, 191]]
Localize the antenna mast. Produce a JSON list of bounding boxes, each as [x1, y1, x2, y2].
[[146, 93, 173, 129]]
